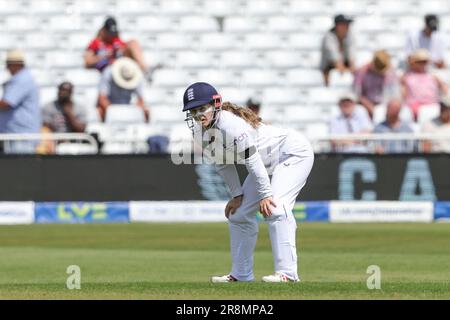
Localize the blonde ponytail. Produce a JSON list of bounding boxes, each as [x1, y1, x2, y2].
[[221, 102, 262, 129]]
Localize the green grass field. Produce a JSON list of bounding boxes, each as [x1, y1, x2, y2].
[[0, 222, 450, 299]]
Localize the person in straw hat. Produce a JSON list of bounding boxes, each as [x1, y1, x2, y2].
[[97, 56, 149, 122], [400, 49, 448, 119], [0, 49, 41, 154], [353, 50, 400, 119]]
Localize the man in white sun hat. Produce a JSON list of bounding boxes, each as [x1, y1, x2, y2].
[[97, 56, 149, 122]]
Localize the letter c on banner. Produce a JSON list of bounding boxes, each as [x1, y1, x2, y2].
[[339, 158, 377, 200]]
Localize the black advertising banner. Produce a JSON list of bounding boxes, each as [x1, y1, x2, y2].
[[0, 154, 449, 201]]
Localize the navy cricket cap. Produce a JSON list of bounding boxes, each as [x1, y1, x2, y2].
[[104, 16, 119, 35], [183, 82, 219, 111]]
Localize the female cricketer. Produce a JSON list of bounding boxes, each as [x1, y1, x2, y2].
[[182, 82, 314, 283]]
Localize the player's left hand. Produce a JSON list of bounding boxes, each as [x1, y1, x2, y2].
[[260, 196, 277, 218], [225, 195, 243, 219]]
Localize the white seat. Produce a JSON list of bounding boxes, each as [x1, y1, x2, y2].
[[31, 69, 58, 87], [331, 0, 367, 15], [373, 32, 406, 51], [72, 0, 111, 14], [40, 87, 57, 107], [102, 142, 137, 154], [418, 104, 440, 124], [105, 104, 146, 124], [417, 0, 450, 14], [287, 0, 329, 15], [67, 33, 93, 50], [116, 0, 157, 14], [152, 69, 190, 87], [286, 69, 324, 87], [373, 104, 387, 125], [220, 87, 255, 105], [56, 143, 97, 155], [0, 0, 23, 14], [245, 33, 284, 50], [262, 88, 299, 106], [288, 33, 322, 51], [396, 16, 424, 32], [195, 70, 235, 87], [0, 34, 21, 49], [220, 51, 259, 69], [135, 16, 175, 32], [305, 122, 329, 139], [307, 16, 334, 33], [168, 124, 194, 154], [267, 16, 302, 33], [159, 0, 198, 15], [45, 51, 84, 69], [29, 0, 66, 14], [244, 0, 284, 16], [48, 16, 82, 31], [283, 105, 325, 123], [259, 106, 285, 123], [223, 17, 261, 33], [23, 33, 58, 50], [400, 106, 414, 123], [201, 0, 239, 16], [354, 50, 374, 68], [175, 51, 213, 69], [353, 15, 386, 33], [306, 87, 344, 105], [179, 16, 220, 32], [198, 33, 241, 51], [265, 51, 302, 69], [156, 33, 191, 50], [241, 69, 281, 87], [375, 1, 413, 15], [5, 16, 38, 31], [150, 106, 185, 124], [63, 69, 100, 87], [143, 88, 171, 105], [328, 70, 354, 89]]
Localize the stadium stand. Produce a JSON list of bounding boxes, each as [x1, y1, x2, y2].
[[0, 0, 449, 154]]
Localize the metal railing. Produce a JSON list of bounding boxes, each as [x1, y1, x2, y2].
[[0, 133, 99, 155], [310, 133, 450, 153]]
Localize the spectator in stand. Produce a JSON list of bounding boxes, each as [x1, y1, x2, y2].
[[0, 49, 41, 154], [246, 98, 261, 116], [373, 98, 415, 154], [320, 14, 356, 86], [405, 14, 446, 69], [422, 96, 450, 153], [97, 57, 149, 122], [42, 82, 87, 133], [84, 16, 148, 74], [353, 50, 400, 119], [329, 93, 373, 153], [400, 49, 448, 119]]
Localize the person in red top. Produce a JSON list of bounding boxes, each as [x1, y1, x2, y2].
[[84, 16, 148, 73]]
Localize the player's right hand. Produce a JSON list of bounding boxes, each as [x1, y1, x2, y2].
[[225, 195, 243, 219]]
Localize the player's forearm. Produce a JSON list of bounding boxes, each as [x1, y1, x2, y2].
[[216, 164, 243, 198], [245, 152, 272, 200]]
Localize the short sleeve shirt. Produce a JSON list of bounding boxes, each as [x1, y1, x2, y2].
[[42, 100, 87, 133]]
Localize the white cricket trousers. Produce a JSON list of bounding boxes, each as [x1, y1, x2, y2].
[[227, 150, 314, 281]]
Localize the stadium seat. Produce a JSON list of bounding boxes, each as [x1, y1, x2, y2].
[[220, 87, 255, 105], [223, 17, 262, 33], [150, 105, 185, 124], [396, 16, 424, 32], [39, 87, 57, 106], [200, 0, 239, 16], [198, 33, 241, 51], [287, 0, 330, 15], [159, 0, 198, 15], [143, 88, 172, 105], [261, 88, 300, 106], [5, 16, 39, 31], [0, 0, 23, 14], [283, 105, 325, 123], [219, 51, 259, 69], [307, 16, 335, 33], [288, 33, 322, 50], [374, 32, 405, 51], [328, 70, 354, 89], [195, 69, 235, 87], [179, 16, 220, 32], [354, 50, 374, 68], [373, 104, 387, 125], [352, 15, 386, 33], [243, 0, 284, 16], [29, 0, 67, 14], [375, 1, 413, 15], [48, 16, 83, 31], [72, 0, 112, 15], [156, 33, 191, 50], [266, 16, 302, 33], [31, 69, 58, 87], [306, 87, 344, 105], [259, 106, 285, 123], [116, 0, 157, 14], [45, 51, 84, 69], [244, 33, 284, 51], [135, 16, 175, 32], [152, 69, 190, 88], [168, 124, 194, 154], [66, 32, 93, 50], [331, 0, 367, 15], [418, 104, 440, 124], [265, 51, 302, 69], [286, 69, 324, 87], [305, 122, 330, 139], [175, 51, 214, 69], [105, 105, 146, 124], [241, 69, 281, 87], [63, 69, 100, 87], [416, 0, 450, 14]]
